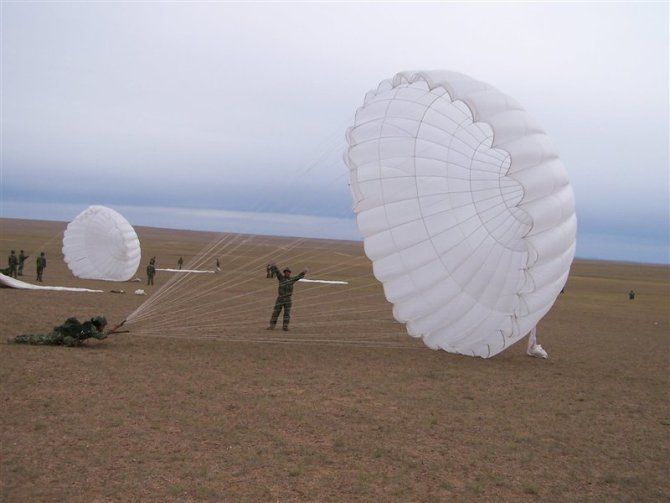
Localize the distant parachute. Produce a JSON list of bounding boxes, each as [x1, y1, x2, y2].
[[345, 71, 576, 358], [62, 206, 141, 281]]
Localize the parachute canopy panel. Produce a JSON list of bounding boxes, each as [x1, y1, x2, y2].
[[345, 70, 576, 358], [62, 206, 141, 282]]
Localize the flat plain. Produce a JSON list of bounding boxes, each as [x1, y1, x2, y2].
[[1, 218, 668, 502]]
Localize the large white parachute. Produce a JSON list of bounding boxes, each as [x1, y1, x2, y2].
[[62, 206, 141, 281], [345, 71, 576, 358]]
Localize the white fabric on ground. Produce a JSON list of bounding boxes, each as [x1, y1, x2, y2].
[[0, 273, 103, 293], [298, 278, 349, 285], [156, 268, 215, 274]]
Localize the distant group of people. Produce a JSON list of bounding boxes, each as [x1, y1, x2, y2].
[[9, 245, 645, 352], [4, 250, 46, 281], [145, 256, 223, 286], [178, 257, 221, 271]]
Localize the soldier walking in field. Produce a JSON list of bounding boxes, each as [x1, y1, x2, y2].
[[18, 250, 28, 276], [177, 257, 183, 270], [11, 316, 108, 346], [35, 252, 46, 282], [147, 259, 156, 285], [7, 250, 18, 278], [628, 290, 636, 300], [266, 263, 308, 331], [266, 263, 274, 278]]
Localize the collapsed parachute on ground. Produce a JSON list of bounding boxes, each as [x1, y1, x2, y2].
[[62, 206, 141, 281], [344, 70, 576, 358], [0, 273, 104, 293]]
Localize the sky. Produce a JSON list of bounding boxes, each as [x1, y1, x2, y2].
[[1, 2, 668, 263]]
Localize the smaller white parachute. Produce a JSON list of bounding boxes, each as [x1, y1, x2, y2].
[[62, 206, 141, 281]]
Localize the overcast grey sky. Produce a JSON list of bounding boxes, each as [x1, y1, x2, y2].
[[1, 2, 668, 263]]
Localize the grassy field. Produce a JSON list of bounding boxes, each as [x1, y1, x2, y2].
[[1, 217, 668, 501]]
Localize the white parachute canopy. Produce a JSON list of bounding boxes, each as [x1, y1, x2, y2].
[[62, 206, 141, 281], [345, 71, 576, 358]]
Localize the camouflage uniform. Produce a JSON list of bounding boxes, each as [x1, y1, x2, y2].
[[12, 316, 108, 347], [268, 266, 305, 330], [266, 264, 274, 278], [36, 253, 46, 282], [18, 251, 27, 276], [147, 262, 156, 285], [7, 251, 18, 278]]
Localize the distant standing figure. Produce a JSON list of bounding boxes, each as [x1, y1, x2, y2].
[[7, 250, 18, 278], [628, 290, 635, 300], [36, 252, 46, 282], [215, 258, 221, 273], [147, 260, 156, 285], [177, 257, 183, 270], [266, 263, 273, 278], [18, 250, 28, 276], [267, 264, 308, 331]]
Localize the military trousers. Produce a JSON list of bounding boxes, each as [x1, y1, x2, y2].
[[270, 296, 292, 328]]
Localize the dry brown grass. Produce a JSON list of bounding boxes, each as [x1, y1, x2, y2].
[[1, 218, 668, 501]]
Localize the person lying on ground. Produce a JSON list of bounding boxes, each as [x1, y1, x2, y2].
[[11, 316, 108, 347]]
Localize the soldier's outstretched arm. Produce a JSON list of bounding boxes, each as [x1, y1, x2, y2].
[[271, 266, 283, 281], [293, 270, 307, 283], [92, 329, 108, 340]]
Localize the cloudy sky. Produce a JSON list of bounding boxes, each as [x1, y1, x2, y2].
[[2, 2, 668, 263]]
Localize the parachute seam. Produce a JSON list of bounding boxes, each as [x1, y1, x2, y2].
[[411, 90, 465, 338], [416, 213, 521, 345], [376, 85, 407, 315], [363, 191, 523, 258], [359, 85, 500, 150], [384, 199, 521, 302], [352, 100, 507, 165]]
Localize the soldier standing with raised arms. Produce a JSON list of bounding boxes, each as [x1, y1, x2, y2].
[[266, 263, 308, 331]]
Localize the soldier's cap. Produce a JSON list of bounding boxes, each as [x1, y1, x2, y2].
[[91, 316, 107, 327], [283, 267, 291, 273]]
